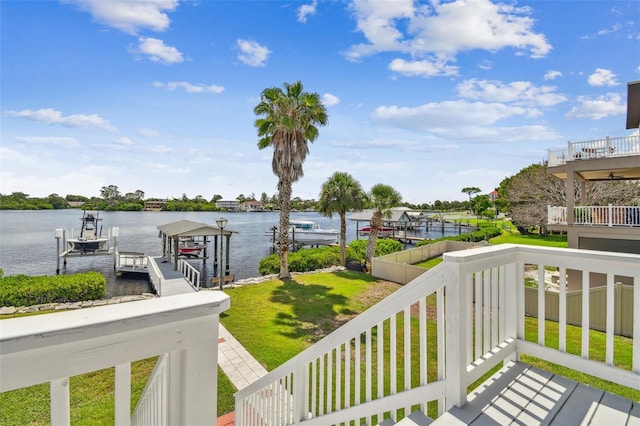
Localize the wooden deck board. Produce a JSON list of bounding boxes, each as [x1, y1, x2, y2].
[[433, 362, 638, 426]]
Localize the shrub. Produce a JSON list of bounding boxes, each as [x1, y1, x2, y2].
[[346, 238, 403, 262], [0, 272, 107, 307], [415, 227, 502, 247], [258, 246, 341, 275]]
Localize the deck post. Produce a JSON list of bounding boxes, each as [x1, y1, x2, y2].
[[445, 262, 468, 409]]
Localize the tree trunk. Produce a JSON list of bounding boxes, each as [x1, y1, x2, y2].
[[364, 212, 381, 273], [278, 180, 292, 279], [339, 211, 347, 266]]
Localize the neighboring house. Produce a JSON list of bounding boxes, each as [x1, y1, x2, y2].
[[488, 190, 499, 202], [546, 81, 640, 289], [67, 201, 86, 208], [143, 199, 167, 211], [216, 200, 240, 211], [241, 200, 265, 212]]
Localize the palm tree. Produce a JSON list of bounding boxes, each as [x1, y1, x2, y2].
[[318, 172, 366, 266], [365, 184, 402, 271], [254, 81, 328, 279]]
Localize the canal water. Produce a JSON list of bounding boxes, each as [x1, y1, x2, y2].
[[0, 210, 467, 298]]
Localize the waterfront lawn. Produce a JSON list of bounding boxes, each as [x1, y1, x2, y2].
[[220, 270, 401, 371], [490, 232, 568, 247]]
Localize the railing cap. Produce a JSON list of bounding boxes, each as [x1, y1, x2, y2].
[[0, 292, 230, 351]]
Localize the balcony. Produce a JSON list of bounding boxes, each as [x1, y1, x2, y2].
[[548, 134, 640, 168], [235, 244, 639, 425], [548, 205, 640, 227]]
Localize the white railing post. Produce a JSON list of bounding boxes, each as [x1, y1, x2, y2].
[[608, 204, 613, 227], [293, 365, 306, 424], [50, 378, 70, 426], [115, 363, 131, 426], [445, 262, 468, 409]]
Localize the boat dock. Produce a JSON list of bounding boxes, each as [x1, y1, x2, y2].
[[115, 251, 148, 274]]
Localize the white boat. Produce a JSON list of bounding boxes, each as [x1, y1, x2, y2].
[[179, 238, 204, 257], [66, 211, 109, 254], [266, 220, 339, 246]]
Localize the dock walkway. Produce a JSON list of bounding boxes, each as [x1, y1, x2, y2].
[[148, 255, 197, 296]]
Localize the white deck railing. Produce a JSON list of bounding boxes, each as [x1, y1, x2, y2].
[[548, 205, 640, 227], [0, 292, 230, 426], [178, 259, 202, 290], [548, 134, 640, 166], [234, 244, 639, 425]]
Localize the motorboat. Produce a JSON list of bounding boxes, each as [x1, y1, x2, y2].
[[358, 225, 394, 237], [66, 210, 109, 254], [179, 238, 204, 257], [266, 220, 339, 246]]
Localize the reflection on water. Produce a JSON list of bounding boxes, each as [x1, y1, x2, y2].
[[0, 210, 468, 298]]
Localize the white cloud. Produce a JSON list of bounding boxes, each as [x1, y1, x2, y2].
[[456, 79, 567, 107], [133, 37, 183, 64], [322, 93, 340, 106], [389, 58, 459, 77], [544, 70, 563, 80], [147, 145, 172, 153], [565, 93, 626, 120], [5, 108, 116, 131], [371, 100, 529, 130], [236, 39, 271, 67], [297, 1, 317, 23], [346, 0, 551, 63], [137, 128, 161, 138], [65, 0, 178, 35], [587, 68, 619, 86], [113, 137, 132, 145], [15, 136, 79, 148], [153, 81, 224, 93]]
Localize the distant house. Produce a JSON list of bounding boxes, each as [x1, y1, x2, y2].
[[144, 199, 167, 211], [488, 190, 499, 202], [68, 201, 86, 208], [241, 201, 265, 212], [216, 200, 240, 211]]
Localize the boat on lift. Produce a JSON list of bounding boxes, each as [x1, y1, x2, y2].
[[66, 210, 109, 254], [179, 238, 205, 257], [358, 225, 394, 237], [266, 220, 339, 246]]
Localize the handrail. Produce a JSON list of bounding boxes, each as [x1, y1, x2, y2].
[[548, 205, 640, 227], [548, 134, 640, 166], [178, 259, 201, 291], [1, 292, 231, 425], [147, 256, 163, 296], [235, 265, 449, 425]]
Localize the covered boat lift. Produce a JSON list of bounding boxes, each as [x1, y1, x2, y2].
[[157, 220, 236, 276]]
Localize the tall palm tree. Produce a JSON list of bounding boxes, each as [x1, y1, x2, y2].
[[318, 172, 366, 266], [254, 81, 328, 279], [365, 184, 402, 271]]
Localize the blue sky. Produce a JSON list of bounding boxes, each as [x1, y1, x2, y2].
[[1, 0, 638, 204]]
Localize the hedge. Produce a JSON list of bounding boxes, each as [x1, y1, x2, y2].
[[0, 272, 107, 307], [415, 227, 502, 247], [258, 239, 404, 275]]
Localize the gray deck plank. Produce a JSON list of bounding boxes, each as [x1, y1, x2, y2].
[[589, 392, 632, 425], [443, 362, 529, 425], [476, 366, 553, 425], [513, 372, 577, 425], [549, 383, 604, 425], [627, 401, 640, 426]]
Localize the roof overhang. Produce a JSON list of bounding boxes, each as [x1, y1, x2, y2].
[[626, 81, 640, 129]]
